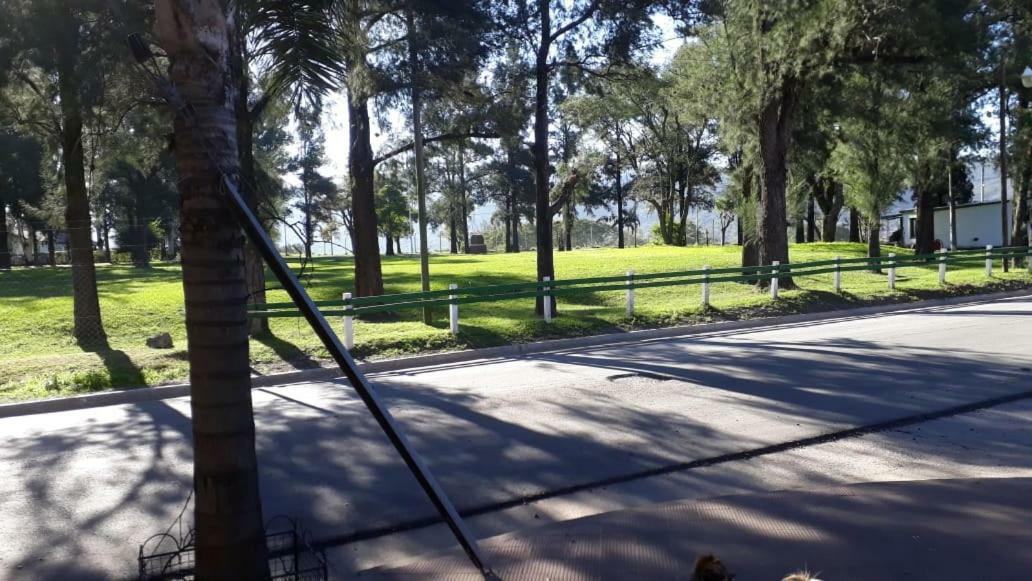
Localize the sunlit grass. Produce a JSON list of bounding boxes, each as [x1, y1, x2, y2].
[[1, 242, 1029, 400]]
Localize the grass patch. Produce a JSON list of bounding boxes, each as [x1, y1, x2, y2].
[[1, 242, 1029, 401]]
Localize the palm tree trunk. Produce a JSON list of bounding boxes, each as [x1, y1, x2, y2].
[[56, 5, 105, 345], [155, 1, 270, 577]]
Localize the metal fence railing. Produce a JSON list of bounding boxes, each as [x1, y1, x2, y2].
[[248, 244, 1032, 348]]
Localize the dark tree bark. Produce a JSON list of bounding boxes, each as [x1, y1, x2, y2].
[[795, 219, 804, 243], [867, 222, 882, 272], [914, 161, 935, 254], [155, 0, 270, 577], [395, 236, 402, 254], [449, 214, 459, 254], [755, 80, 796, 286], [384, 235, 395, 256], [615, 153, 625, 249], [1013, 165, 1031, 248], [814, 178, 843, 242], [57, 4, 105, 345], [348, 92, 384, 296], [504, 196, 513, 252], [0, 203, 9, 270], [999, 62, 1009, 270], [230, 19, 268, 335], [458, 144, 470, 253], [407, 10, 431, 324], [511, 208, 520, 253], [849, 207, 861, 242], [806, 195, 816, 242], [533, 0, 555, 315], [47, 229, 56, 266], [739, 166, 759, 269]]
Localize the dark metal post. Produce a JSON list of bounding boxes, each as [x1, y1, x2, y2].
[[218, 175, 495, 578]]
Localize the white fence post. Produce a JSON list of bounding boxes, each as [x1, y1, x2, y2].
[[626, 270, 635, 317], [833, 256, 841, 293], [986, 244, 993, 277], [702, 265, 711, 306], [448, 283, 459, 335], [342, 291, 354, 350], [938, 248, 947, 285], [888, 253, 896, 290], [770, 261, 779, 299], [543, 276, 553, 323]]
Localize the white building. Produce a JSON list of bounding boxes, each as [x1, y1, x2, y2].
[[882, 200, 1014, 249]]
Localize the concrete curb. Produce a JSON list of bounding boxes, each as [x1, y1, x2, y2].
[[2, 288, 1029, 418]]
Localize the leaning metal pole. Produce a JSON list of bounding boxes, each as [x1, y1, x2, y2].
[[125, 31, 493, 578], [219, 175, 495, 578]]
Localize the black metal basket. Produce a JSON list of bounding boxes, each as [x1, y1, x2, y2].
[[139, 516, 327, 580]]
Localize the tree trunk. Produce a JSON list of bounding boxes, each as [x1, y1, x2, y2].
[[815, 179, 842, 243], [795, 219, 804, 243], [155, 1, 270, 577], [449, 214, 459, 254], [504, 195, 513, 252], [47, 229, 56, 266], [230, 19, 267, 335], [348, 90, 384, 296], [806, 195, 816, 242], [563, 198, 573, 251], [867, 222, 882, 272], [1013, 167, 1031, 249], [849, 207, 861, 242], [28, 226, 38, 265], [755, 81, 796, 287], [133, 197, 150, 266], [384, 235, 395, 256], [999, 61, 1009, 270], [615, 154, 624, 249], [1011, 151, 1030, 249], [0, 203, 9, 270], [739, 167, 759, 269], [914, 161, 935, 254], [407, 10, 431, 324], [395, 236, 402, 255], [458, 144, 470, 253], [533, 2, 555, 315], [57, 5, 105, 345], [511, 210, 520, 253]]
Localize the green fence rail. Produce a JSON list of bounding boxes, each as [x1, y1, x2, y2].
[[248, 245, 1032, 345]]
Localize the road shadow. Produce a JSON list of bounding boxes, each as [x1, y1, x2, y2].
[[5, 314, 1032, 578]]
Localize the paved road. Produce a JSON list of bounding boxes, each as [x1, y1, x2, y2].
[[2, 296, 1032, 579]]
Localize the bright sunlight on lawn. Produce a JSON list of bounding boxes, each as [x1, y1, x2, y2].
[[1, 242, 1029, 400]]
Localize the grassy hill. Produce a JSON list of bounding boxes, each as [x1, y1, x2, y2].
[[1, 242, 1029, 400]]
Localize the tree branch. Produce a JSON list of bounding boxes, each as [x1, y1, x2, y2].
[[548, 169, 584, 217], [373, 131, 499, 165], [549, 0, 600, 44]]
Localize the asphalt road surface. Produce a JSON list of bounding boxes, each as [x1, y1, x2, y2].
[[2, 295, 1032, 579]]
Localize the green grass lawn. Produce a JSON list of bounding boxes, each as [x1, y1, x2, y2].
[[1, 242, 1030, 401]]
